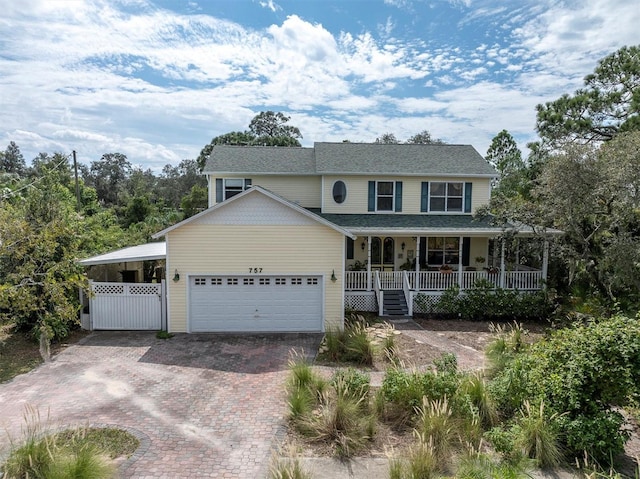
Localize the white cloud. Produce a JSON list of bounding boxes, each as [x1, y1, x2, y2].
[[259, 0, 281, 12]]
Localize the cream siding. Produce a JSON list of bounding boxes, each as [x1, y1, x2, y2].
[[166, 224, 344, 333], [208, 175, 321, 208], [469, 237, 489, 269], [321, 176, 492, 214]]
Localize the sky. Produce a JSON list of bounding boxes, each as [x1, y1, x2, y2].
[[1, 0, 638, 171]]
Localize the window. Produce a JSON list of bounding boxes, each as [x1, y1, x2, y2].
[[194, 278, 206, 286], [429, 182, 463, 212], [371, 237, 394, 266], [216, 178, 252, 202], [427, 237, 460, 265], [332, 181, 347, 204], [243, 278, 255, 285], [210, 278, 222, 285], [376, 181, 394, 211]]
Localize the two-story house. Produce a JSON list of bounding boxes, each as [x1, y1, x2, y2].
[[145, 142, 549, 334]]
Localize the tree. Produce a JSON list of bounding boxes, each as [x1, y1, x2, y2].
[[197, 112, 303, 170], [536, 45, 640, 147], [486, 130, 525, 178], [248, 111, 302, 143], [0, 173, 87, 340], [406, 130, 444, 144], [507, 132, 640, 300], [159, 159, 207, 209], [375, 133, 399, 144], [180, 184, 208, 218], [85, 153, 132, 206], [0, 141, 27, 176]]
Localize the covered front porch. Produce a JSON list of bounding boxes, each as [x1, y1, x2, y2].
[[343, 233, 549, 317]]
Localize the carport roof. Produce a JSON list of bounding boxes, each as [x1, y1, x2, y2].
[[78, 242, 166, 266]]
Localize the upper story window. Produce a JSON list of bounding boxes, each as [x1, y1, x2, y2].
[[430, 182, 463, 212], [215, 178, 252, 202], [332, 181, 347, 204], [376, 181, 394, 211], [368, 181, 403, 212]]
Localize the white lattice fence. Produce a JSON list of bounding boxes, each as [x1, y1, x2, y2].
[[90, 281, 163, 330], [412, 292, 443, 314], [345, 293, 377, 312]]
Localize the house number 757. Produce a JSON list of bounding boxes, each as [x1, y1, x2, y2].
[[249, 268, 263, 273]]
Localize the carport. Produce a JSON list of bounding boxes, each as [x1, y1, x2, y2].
[[78, 242, 167, 331]]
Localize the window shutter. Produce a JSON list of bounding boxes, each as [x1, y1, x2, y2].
[[420, 182, 429, 212], [395, 181, 403, 212], [462, 237, 470, 266], [244, 178, 252, 189], [215, 178, 223, 203], [464, 182, 472, 213], [368, 181, 375, 212], [346, 238, 354, 260]]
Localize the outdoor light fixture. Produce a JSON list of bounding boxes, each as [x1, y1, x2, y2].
[[401, 242, 406, 251], [331, 269, 337, 282], [361, 241, 365, 251], [173, 269, 180, 282]]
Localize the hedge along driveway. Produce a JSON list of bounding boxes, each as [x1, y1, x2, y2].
[[0, 332, 322, 478]]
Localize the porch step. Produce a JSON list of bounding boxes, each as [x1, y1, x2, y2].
[[382, 290, 410, 317]]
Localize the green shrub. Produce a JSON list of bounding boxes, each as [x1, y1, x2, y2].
[[380, 355, 462, 422], [488, 315, 640, 463], [331, 368, 370, 401], [435, 283, 552, 321], [555, 410, 628, 463]]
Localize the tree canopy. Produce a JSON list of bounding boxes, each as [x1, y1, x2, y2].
[[536, 45, 640, 147], [197, 111, 303, 170]]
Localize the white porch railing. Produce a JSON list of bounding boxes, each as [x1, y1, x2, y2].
[[345, 270, 543, 292], [345, 271, 369, 291], [378, 271, 404, 290]]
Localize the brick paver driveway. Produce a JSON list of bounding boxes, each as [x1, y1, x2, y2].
[[0, 332, 322, 478]]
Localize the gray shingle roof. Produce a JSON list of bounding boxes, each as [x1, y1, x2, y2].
[[309, 210, 506, 234], [314, 142, 497, 176], [204, 145, 315, 174], [203, 142, 497, 177]]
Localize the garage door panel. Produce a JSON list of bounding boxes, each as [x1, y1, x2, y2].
[[189, 275, 323, 332]]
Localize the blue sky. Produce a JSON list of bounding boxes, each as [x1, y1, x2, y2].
[[1, 0, 638, 171]]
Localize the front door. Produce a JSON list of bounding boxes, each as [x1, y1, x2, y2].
[[371, 237, 395, 271]]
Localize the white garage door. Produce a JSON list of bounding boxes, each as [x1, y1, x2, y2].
[[189, 275, 323, 332]]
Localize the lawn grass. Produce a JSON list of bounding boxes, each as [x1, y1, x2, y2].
[[0, 323, 88, 383]]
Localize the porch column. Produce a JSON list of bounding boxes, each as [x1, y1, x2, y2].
[[499, 238, 506, 288], [458, 236, 463, 289], [515, 239, 520, 271], [542, 239, 549, 288], [366, 235, 372, 291], [415, 236, 421, 273]]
